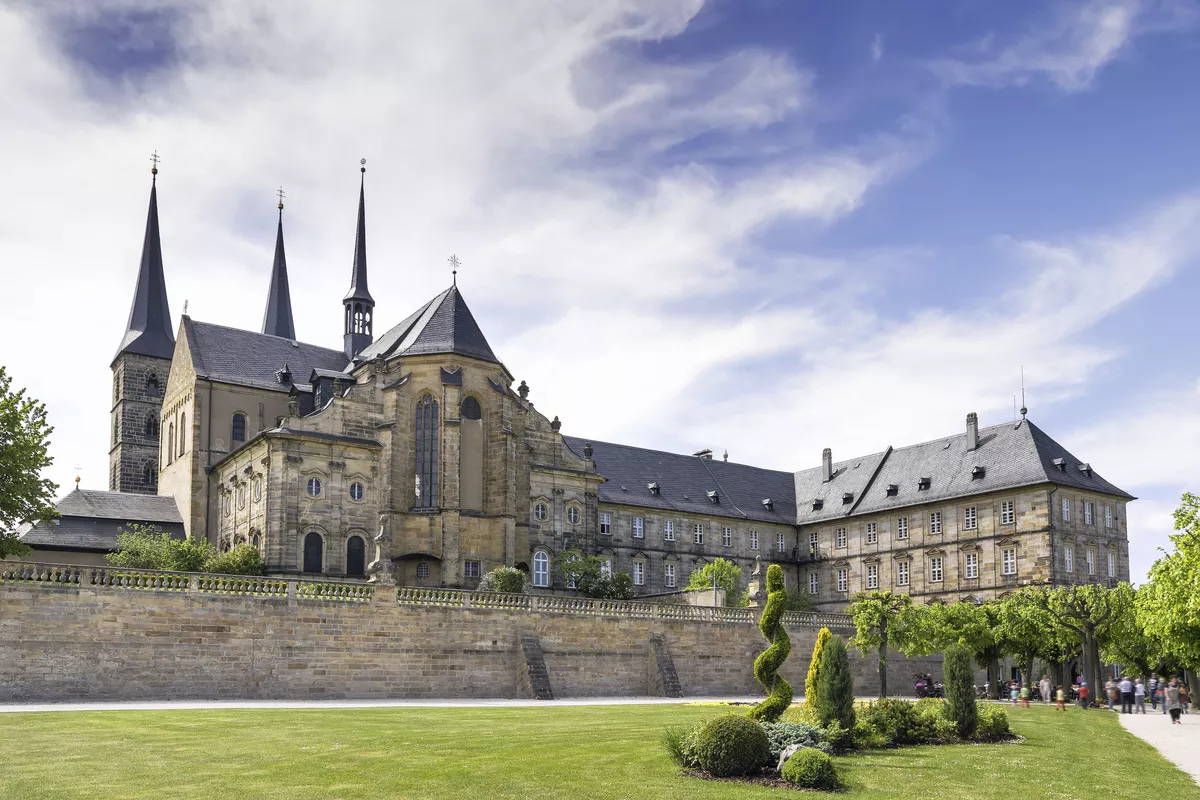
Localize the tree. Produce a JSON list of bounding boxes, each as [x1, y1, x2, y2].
[[686, 557, 743, 607], [107, 523, 264, 575], [1137, 493, 1200, 673], [996, 589, 1072, 689], [813, 635, 855, 729], [558, 549, 634, 600], [786, 586, 815, 613], [804, 627, 832, 708], [477, 566, 529, 594], [1104, 586, 1163, 681], [848, 591, 912, 698], [1031, 584, 1124, 699], [902, 600, 1007, 699], [0, 367, 57, 560], [748, 563, 792, 722], [944, 643, 977, 738]]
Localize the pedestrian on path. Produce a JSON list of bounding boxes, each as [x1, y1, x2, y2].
[[1056, 685, 1066, 712], [1019, 683, 1031, 709], [1010, 682, 1020, 706], [1135, 679, 1146, 714], [1106, 678, 1119, 711], [1120, 675, 1134, 714], [1078, 681, 1089, 709], [1149, 675, 1160, 710], [1040, 675, 1053, 705], [1166, 679, 1183, 724], [1181, 682, 1189, 715]]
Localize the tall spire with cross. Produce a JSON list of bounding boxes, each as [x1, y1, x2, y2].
[[262, 186, 296, 339], [343, 159, 375, 359], [113, 151, 175, 364]]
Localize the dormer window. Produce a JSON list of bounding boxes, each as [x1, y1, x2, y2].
[[1078, 463, 1092, 478], [917, 477, 931, 490], [842, 492, 854, 505], [275, 364, 292, 385], [762, 498, 774, 512], [811, 499, 823, 511], [707, 490, 720, 504], [886, 484, 898, 497], [648, 482, 660, 496], [1052, 457, 1067, 472], [971, 466, 986, 480]]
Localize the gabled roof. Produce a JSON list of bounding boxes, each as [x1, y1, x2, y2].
[[19, 489, 185, 552], [357, 285, 499, 364], [113, 176, 175, 364], [563, 437, 796, 525], [793, 450, 889, 523], [183, 317, 349, 393]]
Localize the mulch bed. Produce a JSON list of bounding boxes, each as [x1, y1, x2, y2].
[[680, 769, 822, 792]]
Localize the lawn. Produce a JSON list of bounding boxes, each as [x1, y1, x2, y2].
[[0, 703, 1192, 800]]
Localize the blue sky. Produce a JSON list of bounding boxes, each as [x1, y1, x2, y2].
[[1, 0, 1198, 582]]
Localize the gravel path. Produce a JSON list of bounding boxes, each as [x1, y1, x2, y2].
[[1119, 710, 1200, 784]]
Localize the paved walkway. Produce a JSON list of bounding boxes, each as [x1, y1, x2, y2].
[[0, 696, 758, 714], [1120, 711, 1200, 784]]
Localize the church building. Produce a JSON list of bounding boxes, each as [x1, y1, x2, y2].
[[70, 163, 1134, 611]]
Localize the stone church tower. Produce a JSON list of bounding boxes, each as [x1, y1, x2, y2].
[[109, 167, 174, 493]]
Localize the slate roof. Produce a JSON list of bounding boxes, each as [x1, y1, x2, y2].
[[357, 285, 499, 364], [563, 436, 797, 525], [183, 317, 349, 393], [566, 418, 1132, 527], [19, 489, 185, 552], [113, 177, 175, 364]]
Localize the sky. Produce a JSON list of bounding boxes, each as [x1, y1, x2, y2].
[[1, 0, 1198, 583]]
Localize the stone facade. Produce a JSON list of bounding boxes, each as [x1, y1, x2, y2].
[[108, 352, 170, 494]]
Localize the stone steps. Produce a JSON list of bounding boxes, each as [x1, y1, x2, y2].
[[650, 635, 683, 698], [520, 634, 554, 700]]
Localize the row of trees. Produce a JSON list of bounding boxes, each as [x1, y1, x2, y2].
[[850, 495, 1200, 700]]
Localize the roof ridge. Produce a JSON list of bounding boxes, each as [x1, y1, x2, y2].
[[564, 435, 792, 476], [189, 318, 342, 355]]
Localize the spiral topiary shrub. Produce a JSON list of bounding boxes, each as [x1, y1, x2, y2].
[[805, 627, 832, 708], [694, 715, 771, 777], [748, 564, 793, 722], [781, 748, 841, 791]]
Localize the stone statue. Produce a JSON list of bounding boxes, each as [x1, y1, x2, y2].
[[367, 513, 393, 585]]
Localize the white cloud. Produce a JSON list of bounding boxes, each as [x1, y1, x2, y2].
[[871, 33, 884, 63]]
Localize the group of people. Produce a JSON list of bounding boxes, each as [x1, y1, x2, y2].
[[995, 674, 1190, 723]]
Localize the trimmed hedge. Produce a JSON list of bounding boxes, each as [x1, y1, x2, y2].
[[975, 704, 1011, 741], [694, 715, 771, 777], [781, 748, 841, 791], [812, 635, 856, 730], [944, 643, 978, 738]]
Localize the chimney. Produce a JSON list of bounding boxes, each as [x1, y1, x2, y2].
[[966, 412, 979, 451], [821, 447, 833, 482]]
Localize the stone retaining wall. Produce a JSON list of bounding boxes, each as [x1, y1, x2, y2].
[[0, 563, 942, 702]]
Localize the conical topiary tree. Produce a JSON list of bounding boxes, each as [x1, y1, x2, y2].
[[944, 643, 977, 737], [805, 627, 832, 707], [748, 563, 793, 721], [813, 634, 856, 729]]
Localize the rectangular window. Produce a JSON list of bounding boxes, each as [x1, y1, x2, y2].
[[1001, 499, 1015, 526], [632, 517, 644, 538], [1105, 507, 1113, 529], [835, 527, 847, 548], [929, 512, 942, 535], [1002, 549, 1016, 576], [866, 563, 878, 589], [464, 560, 482, 579], [1087, 549, 1095, 575], [632, 561, 644, 586], [897, 561, 909, 586], [964, 506, 977, 530], [896, 517, 909, 540], [866, 522, 877, 544], [599, 512, 611, 535], [837, 568, 848, 593], [750, 530, 758, 550], [1107, 552, 1115, 578], [777, 532, 786, 552], [809, 531, 818, 553], [722, 526, 732, 547], [1065, 547, 1073, 573], [600, 558, 612, 577], [1062, 497, 1071, 522], [665, 563, 676, 588], [1084, 502, 1094, 525], [808, 572, 818, 595], [664, 520, 675, 541], [930, 556, 943, 583], [693, 524, 704, 545], [965, 552, 978, 579]]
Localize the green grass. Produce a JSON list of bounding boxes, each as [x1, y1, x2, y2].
[[0, 704, 1192, 799]]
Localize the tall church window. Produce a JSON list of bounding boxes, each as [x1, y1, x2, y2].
[[178, 413, 186, 454], [231, 413, 246, 443], [533, 551, 549, 587], [459, 396, 483, 511], [142, 463, 157, 489], [112, 419, 119, 446], [167, 422, 175, 463], [345, 536, 366, 578], [144, 415, 158, 438], [415, 394, 439, 507], [303, 532, 323, 574]]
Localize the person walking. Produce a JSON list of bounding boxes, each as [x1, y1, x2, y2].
[[1119, 675, 1134, 714], [1149, 675, 1159, 710], [1165, 679, 1183, 724], [1078, 681, 1089, 710], [1181, 681, 1190, 715], [1040, 675, 1053, 705], [1010, 681, 1020, 706], [1106, 678, 1119, 711], [1019, 683, 1031, 709], [1055, 684, 1067, 712], [1134, 679, 1146, 714]]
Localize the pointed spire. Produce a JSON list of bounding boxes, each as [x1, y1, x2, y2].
[[262, 190, 296, 339], [345, 161, 373, 304], [113, 157, 175, 364], [343, 159, 375, 360]]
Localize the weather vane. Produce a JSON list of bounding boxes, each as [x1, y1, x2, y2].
[[150, 150, 160, 179], [448, 254, 461, 285], [276, 186, 285, 210]]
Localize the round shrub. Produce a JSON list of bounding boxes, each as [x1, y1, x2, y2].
[[781, 748, 841, 791], [760, 721, 829, 761], [974, 704, 1011, 741], [694, 715, 771, 777]]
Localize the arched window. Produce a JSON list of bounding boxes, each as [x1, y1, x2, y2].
[[303, 532, 323, 573], [251, 533, 261, 551], [414, 394, 439, 507], [146, 373, 160, 396], [145, 415, 158, 437], [142, 463, 157, 489], [461, 396, 482, 420], [534, 502, 547, 521], [231, 413, 246, 443], [346, 536, 366, 578], [533, 551, 550, 588], [307, 477, 322, 497], [178, 413, 186, 454], [350, 482, 365, 501], [112, 419, 119, 446], [167, 422, 175, 463]]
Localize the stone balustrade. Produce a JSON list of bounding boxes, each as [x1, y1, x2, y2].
[[1, 562, 854, 625]]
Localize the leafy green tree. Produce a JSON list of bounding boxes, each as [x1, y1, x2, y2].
[[1137, 493, 1200, 674], [944, 643, 977, 737], [0, 367, 57, 560], [997, 589, 1071, 689], [201, 544, 266, 576], [107, 524, 264, 575], [686, 557, 743, 607], [902, 600, 1007, 698], [477, 566, 529, 593], [558, 549, 633, 600], [848, 591, 912, 698], [1031, 584, 1124, 698], [1104, 585, 1163, 681], [786, 586, 815, 612], [748, 563, 793, 722], [813, 635, 855, 729]]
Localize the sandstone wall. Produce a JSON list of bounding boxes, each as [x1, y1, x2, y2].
[[0, 567, 942, 702]]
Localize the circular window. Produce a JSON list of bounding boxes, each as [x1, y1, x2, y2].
[[534, 502, 547, 521], [567, 506, 580, 525], [307, 477, 322, 497], [253, 479, 262, 502], [350, 482, 365, 501]]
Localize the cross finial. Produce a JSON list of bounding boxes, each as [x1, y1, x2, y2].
[[150, 150, 160, 175], [448, 254, 461, 286], [182, 299, 189, 316], [276, 186, 285, 210]]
